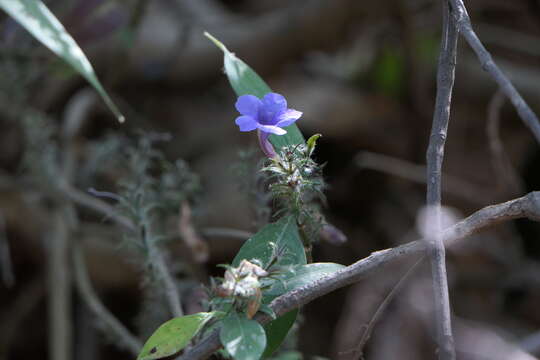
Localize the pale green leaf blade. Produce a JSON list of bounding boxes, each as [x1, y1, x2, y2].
[[220, 312, 266, 360], [137, 312, 216, 360], [264, 262, 345, 298], [0, 0, 124, 122], [204, 32, 304, 151], [232, 215, 306, 269]]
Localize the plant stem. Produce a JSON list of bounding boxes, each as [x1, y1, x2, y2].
[[424, 1, 459, 359]]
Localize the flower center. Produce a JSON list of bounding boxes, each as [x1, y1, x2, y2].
[[258, 110, 277, 125]]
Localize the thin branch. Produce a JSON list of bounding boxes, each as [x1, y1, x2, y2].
[[59, 183, 134, 230], [179, 191, 540, 359], [200, 227, 253, 241], [449, 0, 540, 144], [352, 257, 424, 359], [425, 1, 459, 358], [486, 89, 524, 195], [178, 202, 209, 263], [48, 208, 73, 360], [0, 212, 15, 287], [356, 151, 490, 205], [72, 240, 142, 355], [0, 276, 44, 355], [146, 218, 184, 318], [47, 91, 94, 360], [520, 330, 540, 354]]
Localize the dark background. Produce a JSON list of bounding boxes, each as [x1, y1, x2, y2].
[[1, 0, 540, 359]]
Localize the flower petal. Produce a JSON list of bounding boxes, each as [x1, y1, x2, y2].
[[276, 109, 302, 127], [235, 116, 258, 132], [258, 130, 276, 158], [235, 95, 262, 116], [257, 124, 287, 135], [262, 93, 287, 115]]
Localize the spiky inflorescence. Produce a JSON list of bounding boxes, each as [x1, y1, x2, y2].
[[263, 137, 326, 251]]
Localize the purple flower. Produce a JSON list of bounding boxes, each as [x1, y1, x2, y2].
[[234, 93, 302, 157]]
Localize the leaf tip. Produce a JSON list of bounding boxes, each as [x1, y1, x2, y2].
[[204, 31, 228, 53]]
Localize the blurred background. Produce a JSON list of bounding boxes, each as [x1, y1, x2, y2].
[[1, 0, 540, 359]]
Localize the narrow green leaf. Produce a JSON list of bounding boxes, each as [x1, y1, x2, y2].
[[137, 312, 216, 360], [262, 310, 297, 358], [264, 263, 345, 298], [220, 312, 267, 360], [204, 32, 304, 151], [306, 133, 322, 156], [232, 215, 306, 269], [0, 0, 124, 122]]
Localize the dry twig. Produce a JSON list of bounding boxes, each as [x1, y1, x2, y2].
[[146, 217, 184, 318], [72, 240, 142, 354], [351, 257, 424, 359], [179, 202, 208, 264], [486, 90, 524, 195], [449, 0, 540, 144], [424, 1, 459, 358], [0, 213, 14, 288], [356, 151, 490, 204], [200, 227, 253, 241]]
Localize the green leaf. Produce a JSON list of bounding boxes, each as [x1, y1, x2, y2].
[[269, 351, 303, 360], [204, 32, 304, 152], [137, 312, 216, 360], [262, 310, 297, 358], [0, 0, 124, 122], [231, 216, 306, 357], [232, 215, 306, 269], [264, 262, 345, 298], [220, 312, 267, 360], [306, 133, 322, 156]]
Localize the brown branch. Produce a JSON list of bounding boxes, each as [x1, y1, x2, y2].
[[179, 191, 540, 359], [449, 0, 540, 144], [200, 227, 253, 241], [47, 89, 95, 360], [48, 210, 73, 360], [147, 218, 184, 318], [179, 202, 209, 264], [59, 183, 134, 230], [425, 1, 459, 358], [352, 257, 424, 359], [0, 212, 14, 287], [356, 151, 491, 205], [486, 90, 524, 195], [0, 276, 44, 355], [72, 240, 142, 354]]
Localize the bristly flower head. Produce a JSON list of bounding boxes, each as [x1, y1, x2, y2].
[[234, 93, 302, 157]]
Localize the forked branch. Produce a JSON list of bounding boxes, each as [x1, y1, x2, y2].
[[449, 0, 540, 143], [179, 192, 540, 359]]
